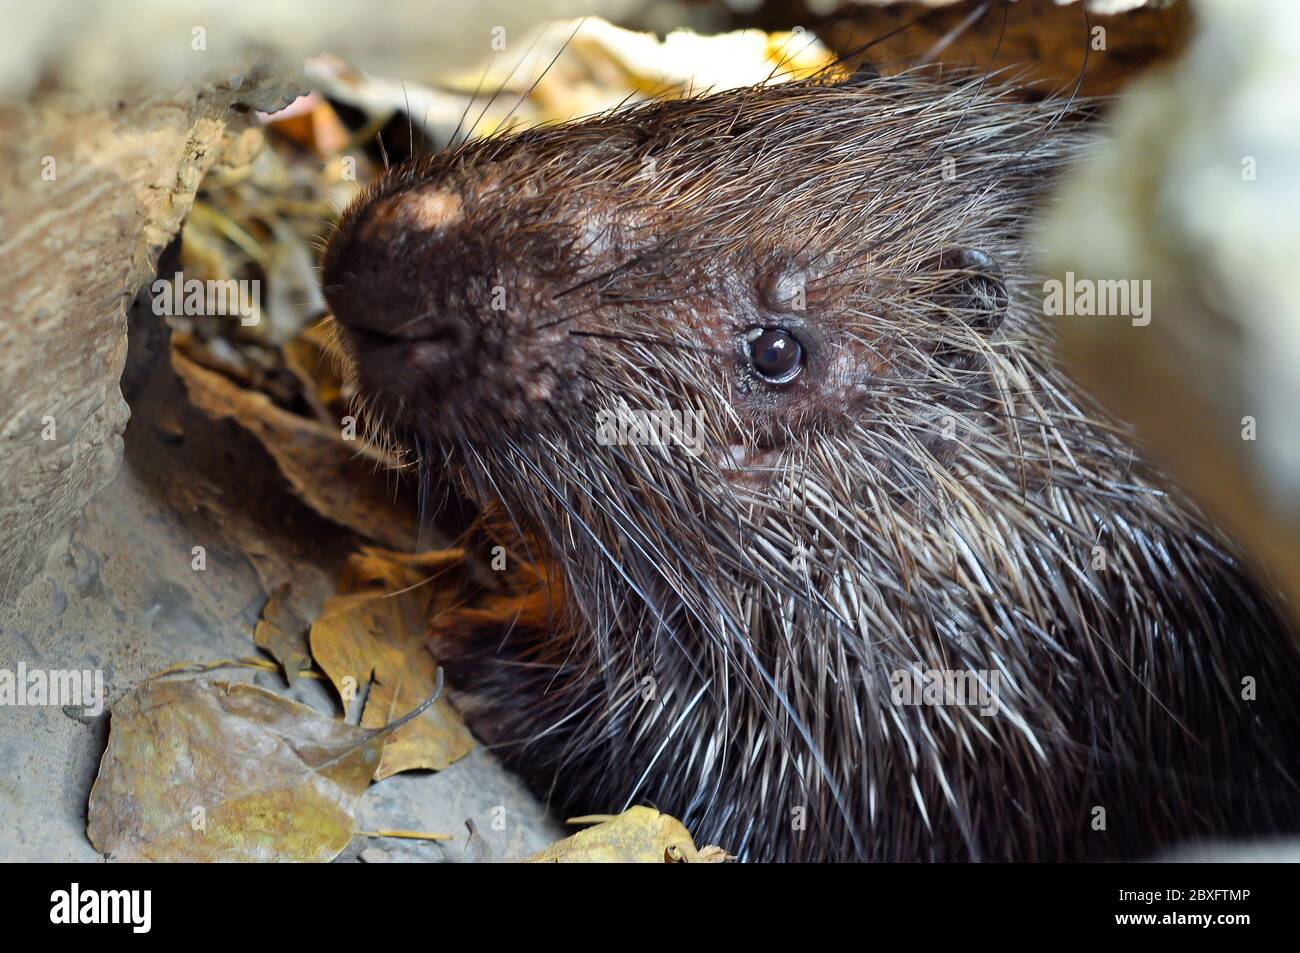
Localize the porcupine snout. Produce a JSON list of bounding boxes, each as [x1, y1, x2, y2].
[[322, 179, 587, 440]]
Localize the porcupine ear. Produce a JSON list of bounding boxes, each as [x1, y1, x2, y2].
[[928, 247, 1008, 335]]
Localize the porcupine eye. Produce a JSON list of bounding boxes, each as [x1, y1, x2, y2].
[[746, 328, 803, 384]]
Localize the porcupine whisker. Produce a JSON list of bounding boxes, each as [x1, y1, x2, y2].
[[456, 22, 554, 150], [503, 435, 696, 665], [462, 440, 541, 573], [495, 19, 588, 138], [915, 13, 1012, 175], [1023, 8, 1096, 155], [448, 51, 501, 150], [530, 306, 596, 332], [807, 9, 942, 85], [918, 1, 996, 67], [414, 434, 436, 551], [760, 4, 892, 92], [561, 483, 857, 790], [483, 437, 572, 648]]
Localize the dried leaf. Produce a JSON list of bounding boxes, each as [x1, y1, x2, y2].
[[263, 93, 352, 157], [87, 679, 385, 862], [339, 545, 466, 611], [521, 807, 706, 863], [310, 549, 475, 779], [253, 582, 313, 685], [172, 348, 418, 550], [358, 646, 467, 777]]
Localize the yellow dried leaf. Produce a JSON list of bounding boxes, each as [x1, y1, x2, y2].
[[86, 679, 384, 862], [310, 549, 475, 779], [522, 807, 706, 863], [253, 582, 312, 685], [360, 646, 473, 778]]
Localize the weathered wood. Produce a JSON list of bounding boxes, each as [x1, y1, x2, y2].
[[0, 72, 302, 600]]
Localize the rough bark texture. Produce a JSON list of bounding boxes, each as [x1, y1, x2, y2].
[[0, 71, 302, 600]]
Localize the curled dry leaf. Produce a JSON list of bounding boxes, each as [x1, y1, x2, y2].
[[253, 582, 313, 685], [521, 807, 710, 863], [310, 547, 475, 779], [86, 679, 385, 862], [171, 348, 418, 550], [695, 845, 733, 863]]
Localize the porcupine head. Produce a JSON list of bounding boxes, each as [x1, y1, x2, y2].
[[322, 74, 1300, 861]]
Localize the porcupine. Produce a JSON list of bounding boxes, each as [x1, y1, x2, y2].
[[320, 70, 1300, 862]]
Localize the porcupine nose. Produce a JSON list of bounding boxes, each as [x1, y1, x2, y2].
[[322, 188, 473, 383], [324, 181, 579, 433]]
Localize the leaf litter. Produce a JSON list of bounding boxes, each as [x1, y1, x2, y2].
[[87, 675, 444, 862]]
